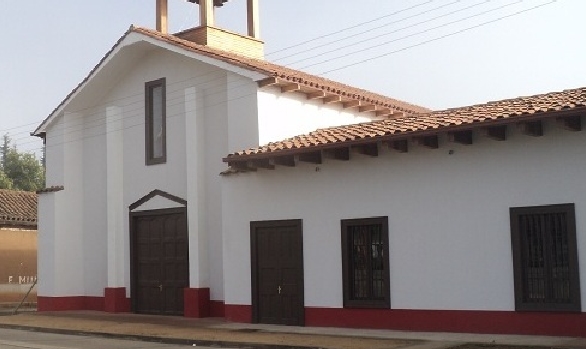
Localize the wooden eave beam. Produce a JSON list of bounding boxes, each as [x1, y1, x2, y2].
[[418, 135, 439, 149], [281, 83, 301, 93], [230, 161, 257, 172], [274, 155, 297, 167], [323, 95, 342, 104], [354, 142, 379, 157], [258, 77, 278, 88], [376, 108, 392, 117], [390, 111, 405, 118], [559, 114, 582, 131], [486, 125, 507, 141], [324, 147, 350, 161], [390, 139, 408, 153], [450, 130, 473, 145], [524, 120, 543, 137], [307, 91, 326, 100], [297, 151, 323, 164], [358, 104, 377, 113], [343, 100, 361, 109], [249, 158, 275, 170]]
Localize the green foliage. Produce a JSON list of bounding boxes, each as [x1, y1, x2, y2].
[[0, 169, 13, 189], [0, 134, 45, 192]]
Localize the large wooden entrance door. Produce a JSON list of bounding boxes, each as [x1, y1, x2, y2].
[[131, 208, 188, 315], [251, 220, 304, 326]]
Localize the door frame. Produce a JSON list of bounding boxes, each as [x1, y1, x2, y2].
[[129, 207, 188, 314], [250, 219, 305, 325]]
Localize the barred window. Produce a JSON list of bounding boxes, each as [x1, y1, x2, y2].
[[510, 203, 581, 312], [341, 217, 390, 308]]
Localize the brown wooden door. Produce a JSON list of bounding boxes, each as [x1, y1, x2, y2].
[[131, 208, 188, 315], [251, 220, 304, 326]]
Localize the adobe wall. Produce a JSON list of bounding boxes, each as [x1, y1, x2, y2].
[[0, 228, 37, 303]]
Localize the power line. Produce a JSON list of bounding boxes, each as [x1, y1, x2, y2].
[[3, 0, 558, 152]]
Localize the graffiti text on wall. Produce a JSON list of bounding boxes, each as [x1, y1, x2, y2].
[[7, 276, 37, 284]]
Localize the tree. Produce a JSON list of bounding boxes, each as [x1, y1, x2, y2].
[[0, 134, 45, 192], [0, 169, 13, 189]]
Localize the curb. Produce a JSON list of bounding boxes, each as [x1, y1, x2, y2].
[[0, 323, 325, 349]]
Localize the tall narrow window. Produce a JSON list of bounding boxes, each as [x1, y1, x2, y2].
[[145, 78, 166, 165], [510, 203, 581, 312], [341, 217, 390, 308]]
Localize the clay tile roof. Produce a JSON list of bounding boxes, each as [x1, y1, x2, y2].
[[131, 27, 429, 115], [225, 86, 586, 160], [0, 189, 37, 227]]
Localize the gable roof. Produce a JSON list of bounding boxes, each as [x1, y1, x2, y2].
[[224, 87, 586, 165], [33, 25, 428, 136], [0, 190, 37, 228]]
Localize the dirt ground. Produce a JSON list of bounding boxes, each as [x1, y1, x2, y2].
[[0, 312, 418, 349]]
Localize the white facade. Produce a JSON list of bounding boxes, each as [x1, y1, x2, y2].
[[37, 33, 380, 305], [222, 119, 586, 311]]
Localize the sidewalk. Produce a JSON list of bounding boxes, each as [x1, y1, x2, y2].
[[0, 311, 584, 349]]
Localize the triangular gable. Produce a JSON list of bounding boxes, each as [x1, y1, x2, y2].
[[32, 25, 270, 136], [129, 189, 187, 212]]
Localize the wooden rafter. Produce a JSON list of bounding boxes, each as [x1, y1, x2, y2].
[[307, 91, 326, 100], [324, 147, 350, 161], [274, 155, 297, 167], [343, 100, 361, 109], [323, 95, 342, 104], [250, 158, 275, 170], [354, 142, 379, 156], [450, 130, 473, 145], [418, 135, 439, 149], [257, 77, 278, 88], [358, 104, 377, 113], [390, 139, 408, 153], [298, 151, 322, 164], [486, 125, 507, 141], [559, 114, 582, 131], [524, 121, 543, 137], [281, 83, 301, 93], [376, 108, 392, 117]]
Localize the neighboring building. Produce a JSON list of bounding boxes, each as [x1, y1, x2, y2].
[[0, 189, 37, 303], [33, 0, 585, 337]]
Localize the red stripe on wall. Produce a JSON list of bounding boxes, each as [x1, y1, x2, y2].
[[305, 307, 586, 337], [224, 304, 251, 323], [210, 300, 225, 317], [37, 296, 105, 312]]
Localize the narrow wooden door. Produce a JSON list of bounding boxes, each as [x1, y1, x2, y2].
[[131, 208, 188, 315], [251, 220, 304, 326]]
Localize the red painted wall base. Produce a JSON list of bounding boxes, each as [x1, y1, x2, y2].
[[38, 296, 105, 312], [305, 307, 586, 337], [104, 287, 131, 313], [184, 287, 210, 318], [210, 300, 225, 317], [225, 304, 252, 323]]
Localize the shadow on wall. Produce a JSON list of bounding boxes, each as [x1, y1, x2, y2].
[[0, 229, 37, 303]]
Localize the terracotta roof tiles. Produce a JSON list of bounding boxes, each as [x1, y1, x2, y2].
[[0, 189, 37, 227], [226, 87, 586, 160]]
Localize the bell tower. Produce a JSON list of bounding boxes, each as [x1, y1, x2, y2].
[[155, 0, 264, 59]]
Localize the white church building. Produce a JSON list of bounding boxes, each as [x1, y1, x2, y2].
[[34, 0, 586, 337]]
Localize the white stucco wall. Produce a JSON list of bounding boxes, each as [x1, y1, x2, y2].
[[222, 119, 586, 312], [257, 88, 378, 145]]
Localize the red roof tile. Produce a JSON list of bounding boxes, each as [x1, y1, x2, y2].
[[225, 87, 586, 160], [0, 190, 37, 227]]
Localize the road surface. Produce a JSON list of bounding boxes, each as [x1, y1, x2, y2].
[[0, 328, 234, 349]]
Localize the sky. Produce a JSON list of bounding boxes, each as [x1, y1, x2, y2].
[[1, 0, 585, 154]]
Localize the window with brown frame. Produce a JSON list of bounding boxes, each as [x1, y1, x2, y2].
[[510, 203, 581, 312], [341, 217, 390, 308], [145, 78, 166, 165]]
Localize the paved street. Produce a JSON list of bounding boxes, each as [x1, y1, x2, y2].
[[0, 328, 227, 349]]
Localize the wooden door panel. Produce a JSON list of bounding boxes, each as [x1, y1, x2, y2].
[[132, 209, 188, 316], [252, 220, 304, 326]]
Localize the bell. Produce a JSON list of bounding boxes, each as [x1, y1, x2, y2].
[[188, 0, 229, 7]]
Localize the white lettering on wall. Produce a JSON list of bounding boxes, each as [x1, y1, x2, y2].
[[6, 276, 36, 284]]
